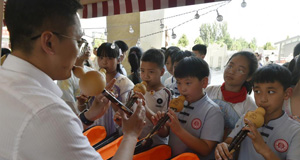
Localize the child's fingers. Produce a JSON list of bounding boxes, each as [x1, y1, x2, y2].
[[105, 78, 116, 91]]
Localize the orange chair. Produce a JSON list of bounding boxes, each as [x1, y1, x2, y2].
[[171, 152, 200, 160], [83, 126, 107, 147], [133, 145, 171, 160], [96, 136, 123, 160]]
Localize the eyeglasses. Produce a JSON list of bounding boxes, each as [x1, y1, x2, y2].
[[31, 32, 85, 47], [224, 64, 246, 75]]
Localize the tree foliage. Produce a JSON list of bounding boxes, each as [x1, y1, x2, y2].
[[177, 34, 189, 48], [263, 42, 276, 50], [195, 22, 259, 51]]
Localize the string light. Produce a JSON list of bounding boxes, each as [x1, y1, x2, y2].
[[111, 41, 116, 49], [171, 29, 177, 39], [136, 38, 141, 46], [194, 11, 200, 19], [104, 28, 108, 36], [82, 1, 231, 43], [160, 19, 164, 29], [129, 25, 134, 33], [216, 9, 223, 22], [241, 0, 247, 8]]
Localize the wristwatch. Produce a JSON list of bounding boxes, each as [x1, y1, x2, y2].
[[79, 109, 94, 126]]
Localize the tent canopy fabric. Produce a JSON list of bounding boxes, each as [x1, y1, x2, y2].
[[79, 0, 224, 18]]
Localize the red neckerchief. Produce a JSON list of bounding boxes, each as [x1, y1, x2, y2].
[[220, 82, 247, 104]]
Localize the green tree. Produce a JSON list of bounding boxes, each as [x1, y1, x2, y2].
[[194, 37, 204, 45], [263, 42, 276, 50], [177, 34, 189, 48], [249, 38, 257, 51]]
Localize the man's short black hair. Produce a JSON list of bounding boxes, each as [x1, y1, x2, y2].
[[192, 44, 207, 55], [174, 56, 209, 81], [5, 0, 82, 52], [141, 48, 164, 69], [252, 64, 291, 90], [115, 40, 128, 52]]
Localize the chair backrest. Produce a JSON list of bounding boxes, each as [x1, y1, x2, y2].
[[83, 126, 107, 147], [133, 145, 172, 160], [171, 152, 200, 160]]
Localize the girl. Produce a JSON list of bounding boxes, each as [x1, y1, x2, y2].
[[284, 55, 300, 122], [127, 46, 143, 85], [206, 51, 258, 137], [79, 42, 134, 136]]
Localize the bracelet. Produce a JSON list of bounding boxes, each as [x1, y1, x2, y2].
[[79, 109, 94, 126]]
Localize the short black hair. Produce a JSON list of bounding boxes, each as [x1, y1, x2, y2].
[[252, 64, 291, 90], [173, 50, 195, 63], [115, 40, 128, 52], [164, 46, 180, 63], [288, 55, 300, 86], [293, 42, 300, 58], [141, 48, 165, 69], [1, 48, 11, 57], [192, 44, 207, 55], [174, 56, 209, 81], [5, 0, 82, 52]]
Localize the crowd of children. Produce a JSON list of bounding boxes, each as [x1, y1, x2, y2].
[[60, 40, 300, 159]]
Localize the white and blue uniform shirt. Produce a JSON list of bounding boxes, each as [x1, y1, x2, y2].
[[206, 85, 257, 132], [229, 112, 300, 160], [91, 73, 134, 136], [164, 76, 180, 98], [139, 87, 172, 146], [169, 94, 224, 160]]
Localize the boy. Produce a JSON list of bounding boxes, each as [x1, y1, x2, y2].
[[166, 50, 194, 97], [215, 64, 300, 160], [153, 57, 224, 159], [192, 44, 207, 59], [139, 48, 172, 146]]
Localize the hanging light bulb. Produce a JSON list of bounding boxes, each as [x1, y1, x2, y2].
[[171, 29, 177, 39], [104, 28, 108, 36], [194, 11, 200, 19], [241, 0, 247, 8], [129, 25, 134, 34], [216, 10, 223, 22], [160, 19, 164, 29], [136, 38, 141, 47], [111, 41, 116, 49]]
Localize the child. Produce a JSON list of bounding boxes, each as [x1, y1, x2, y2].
[[166, 50, 194, 97], [153, 57, 224, 159], [138, 48, 172, 146], [206, 51, 258, 137], [79, 42, 134, 136], [284, 55, 300, 122], [215, 64, 300, 160], [127, 46, 143, 84], [162, 46, 180, 85]]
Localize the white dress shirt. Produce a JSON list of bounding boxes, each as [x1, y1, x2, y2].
[[0, 55, 102, 160]]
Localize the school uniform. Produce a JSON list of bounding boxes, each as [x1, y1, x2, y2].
[[169, 94, 224, 159], [229, 112, 300, 160], [139, 87, 172, 146], [206, 85, 257, 130]]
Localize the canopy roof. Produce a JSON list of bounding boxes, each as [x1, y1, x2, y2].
[[79, 0, 224, 18]]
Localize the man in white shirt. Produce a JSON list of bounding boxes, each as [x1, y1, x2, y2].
[[0, 0, 145, 160]]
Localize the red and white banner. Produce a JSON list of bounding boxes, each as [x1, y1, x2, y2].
[[79, 0, 223, 18]]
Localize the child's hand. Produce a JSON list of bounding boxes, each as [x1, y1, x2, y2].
[[76, 94, 88, 106], [114, 110, 123, 127], [151, 111, 166, 125], [133, 91, 146, 104], [244, 118, 268, 155], [166, 109, 182, 134], [214, 142, 232, 160], [122, 99, 146, 138]]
